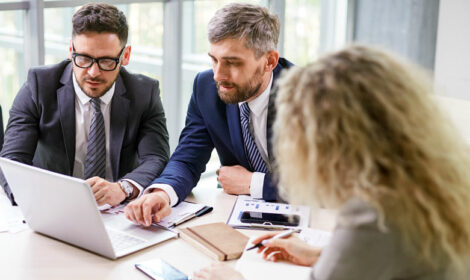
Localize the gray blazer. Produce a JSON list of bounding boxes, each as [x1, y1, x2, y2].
[[0, 60, 170, 205], [311, 198, 465, 280]]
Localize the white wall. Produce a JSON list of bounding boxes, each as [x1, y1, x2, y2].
[[434, 0, 470, 100], [435, 95, 470, 145]]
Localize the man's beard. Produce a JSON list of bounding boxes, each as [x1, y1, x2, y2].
[[217, 66, 264, 104], [75, 72, 115, 98]]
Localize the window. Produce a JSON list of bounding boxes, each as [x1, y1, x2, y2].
[[284, 0, 321, 65], [0, 0, 345, 175], [0, 9, 24, 127], [43, 4, 164, 80]]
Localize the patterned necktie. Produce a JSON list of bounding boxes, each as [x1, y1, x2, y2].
[[84, 98, 106, 179], [240, 102, 268, 173]]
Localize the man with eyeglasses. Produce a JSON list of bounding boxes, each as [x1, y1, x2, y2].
[[0, 3, 169, 207]]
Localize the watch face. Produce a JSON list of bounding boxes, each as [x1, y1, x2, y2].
[[120, 181, 133, 197]]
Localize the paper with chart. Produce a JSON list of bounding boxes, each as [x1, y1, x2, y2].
[[227, 195, 310, 229]]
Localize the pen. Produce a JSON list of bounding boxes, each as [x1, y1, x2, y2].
[[171, 206, 213, 227], [172, 213, 196, 227], [152, 223, 179, 235], [246, 228, 300, 251]]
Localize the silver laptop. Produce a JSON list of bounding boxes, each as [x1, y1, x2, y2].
[[0, 157, 177, 259]]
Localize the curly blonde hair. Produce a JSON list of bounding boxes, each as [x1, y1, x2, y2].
[[274, 45, 470, 271]]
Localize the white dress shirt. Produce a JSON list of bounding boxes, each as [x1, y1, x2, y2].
[[72, 74, 143, 196], [237, 73, 273, 199], [146, 74, 274, 206]]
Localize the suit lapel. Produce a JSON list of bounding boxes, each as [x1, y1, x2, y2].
[[57, 63, 76, 175], [266, 91, 276, 164], [266, 62, 286, 164], [109, 75, 129, 181], [226, 103, 251, 169]]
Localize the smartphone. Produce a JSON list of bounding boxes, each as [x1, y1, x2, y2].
[[135, 258, 188, 280], [240, 211, 300, 227]]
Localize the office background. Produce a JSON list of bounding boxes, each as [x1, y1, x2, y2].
[[0, 0, 467, 172]]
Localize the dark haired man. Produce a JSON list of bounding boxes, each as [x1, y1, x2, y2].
[[125, 3, 293, 226], [0, 3, 169, 206]]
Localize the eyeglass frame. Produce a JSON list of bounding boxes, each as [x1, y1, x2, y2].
[[71, 44, 126, 71]]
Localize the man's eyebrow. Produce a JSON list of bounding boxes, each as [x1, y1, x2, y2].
[[222, 57, 242, 61], [208, 53, 243, 61]]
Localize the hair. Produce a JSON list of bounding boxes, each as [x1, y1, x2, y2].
[[274, 45, 470, 272], [72, 3, 128, 46], [208, 3, 280, 58]]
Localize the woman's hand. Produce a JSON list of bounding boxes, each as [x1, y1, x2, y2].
[[193, 262, 244, 280], [253, 232, 322, 267]]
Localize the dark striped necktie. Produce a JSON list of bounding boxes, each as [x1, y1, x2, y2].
[[240, 102, 268, 173], [84, 98, 106, 179]]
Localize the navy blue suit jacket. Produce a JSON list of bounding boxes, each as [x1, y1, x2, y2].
[[0, 105, 3, 151], [0, 60, 170, 205], [152, 58, 293, 203]]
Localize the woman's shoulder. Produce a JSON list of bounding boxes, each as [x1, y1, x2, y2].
[[336, 197, 383, 231]]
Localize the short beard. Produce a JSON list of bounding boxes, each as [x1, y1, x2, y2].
[[80, 83, 113, 99], [74, 71, 116, 98], [217, 66, 264, 104]]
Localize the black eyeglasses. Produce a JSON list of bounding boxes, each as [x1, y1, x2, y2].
[[71, 44, 125, 71]]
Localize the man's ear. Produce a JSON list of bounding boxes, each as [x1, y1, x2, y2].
[[121, 45, 132, 66], [265, 50, 279, 72]]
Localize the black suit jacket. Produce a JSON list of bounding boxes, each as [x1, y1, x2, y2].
[[0, 60, 170, 205]]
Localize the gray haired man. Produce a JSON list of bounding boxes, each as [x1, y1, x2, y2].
[[125, 3, 293, 226]]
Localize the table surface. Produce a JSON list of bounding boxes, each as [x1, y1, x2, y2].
[[0, 175, 336, 280]]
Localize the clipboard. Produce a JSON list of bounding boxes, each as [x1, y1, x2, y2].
[[155, 201, 213, 229]]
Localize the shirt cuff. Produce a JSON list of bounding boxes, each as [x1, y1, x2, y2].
[[250, 172, 265, 199], [144, 183, 179, 207], [122, 179, 144, 198]]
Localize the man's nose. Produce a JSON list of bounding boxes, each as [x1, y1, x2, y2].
[[213, 63, 228, 82], [87, 61, 101, 78]]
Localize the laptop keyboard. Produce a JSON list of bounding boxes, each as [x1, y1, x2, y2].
[[108, 229, 148, 252]]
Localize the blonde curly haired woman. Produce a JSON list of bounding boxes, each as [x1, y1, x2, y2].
[[194, 45, 470, 280]]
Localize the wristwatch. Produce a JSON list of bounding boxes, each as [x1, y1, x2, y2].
[[119, 180, 134, 199]]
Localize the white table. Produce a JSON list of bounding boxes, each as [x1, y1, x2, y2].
[[0, 175, 336, 280]]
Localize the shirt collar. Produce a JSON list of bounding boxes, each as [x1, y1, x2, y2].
[[239, 73, 274, 117], [72, 73, 115, 105]]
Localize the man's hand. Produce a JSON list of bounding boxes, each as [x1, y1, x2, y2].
[[124, 189, 171, 227], [216, 165, 252, 195], [86, 177, 126, 206]]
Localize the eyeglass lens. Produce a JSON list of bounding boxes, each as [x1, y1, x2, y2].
[[74, 55, 118, 71]]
